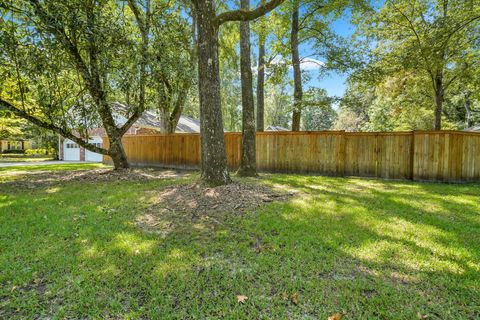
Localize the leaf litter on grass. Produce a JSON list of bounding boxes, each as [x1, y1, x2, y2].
[[136, 182, 295, 237]]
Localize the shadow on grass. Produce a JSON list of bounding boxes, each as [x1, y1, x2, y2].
[[0, 173, 479, 318]]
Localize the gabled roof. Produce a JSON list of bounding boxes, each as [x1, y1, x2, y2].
[[112, 103, 161, 129], [465, 124, 480, 132], [176, 116, 200, 133], [112, 103, 200, 133], [265, 125, 289, 131]]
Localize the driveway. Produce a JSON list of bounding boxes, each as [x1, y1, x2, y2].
[[0, 160, 88, 167]]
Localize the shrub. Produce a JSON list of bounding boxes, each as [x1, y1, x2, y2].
[[25, 148, 55, 156], [2, 149, 26, 154]]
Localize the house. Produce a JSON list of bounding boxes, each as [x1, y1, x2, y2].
[[265, 125, 289, 131], [0, 139, 33, 153], [465, 124, 480, 132], [59, 103, 200, 162]]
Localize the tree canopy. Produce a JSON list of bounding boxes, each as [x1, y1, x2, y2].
[[1, 0, 479, 183], [337, 0, 480, 131]]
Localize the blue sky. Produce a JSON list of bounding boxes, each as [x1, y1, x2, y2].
[[303, 16, 357, 98], [261, 12, 357, 99]]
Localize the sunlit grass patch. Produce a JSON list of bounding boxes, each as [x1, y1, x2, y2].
[[0, 155, 54, 163], [0, 166, 479, 318], [0, 162, 107, 172]]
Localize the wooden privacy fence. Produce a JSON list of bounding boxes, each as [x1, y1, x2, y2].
[[103, 131, 480, 183]]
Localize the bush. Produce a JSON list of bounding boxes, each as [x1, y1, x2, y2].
[[2, 149, 26, 154], [25, 148, 55, 156]]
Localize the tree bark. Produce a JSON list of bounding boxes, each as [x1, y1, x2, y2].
[[464, 92, 473, 128], [159, 112, 177, 134], [434, 71, 443, 130], [291, 0, 302, 132], [157, 79, 190, 134], [214, 0, 284, 25], [256, 23, 266, 132], [108, 135, 129, 169], [238, 0, 257, 177], [159, 103, 183, 134], [196, 0, 231, 185]]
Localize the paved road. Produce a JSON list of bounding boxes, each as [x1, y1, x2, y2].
[[0, 160, 89, 167]]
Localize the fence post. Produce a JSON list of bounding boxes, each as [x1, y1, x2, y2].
[[410, 131, 415, 180], [340, 131, 346, 177], [375, 132, 380, 178]]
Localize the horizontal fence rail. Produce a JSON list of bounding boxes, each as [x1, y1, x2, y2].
[[103, 131, 480, 183]]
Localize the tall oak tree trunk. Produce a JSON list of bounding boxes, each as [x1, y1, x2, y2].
[[434, 71, 444, 130], [196, 0, 231, 185], [256, 0, 266, 132], [290, 0, 302, 132], [464, 92, 473, 128], [256, 39, 265, 132], [238, 0, 257, 176]]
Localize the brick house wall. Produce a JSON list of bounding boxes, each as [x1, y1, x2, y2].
[[80, 147, 85, 161], [58, 136, 64, 160]]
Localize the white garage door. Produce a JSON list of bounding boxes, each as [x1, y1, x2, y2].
[[64, 140, 80, 161], [85, 137, 104, 162]]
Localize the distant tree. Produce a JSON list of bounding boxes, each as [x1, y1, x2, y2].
[[217, 20, 242, 132], [333, 109, 365, 132], [0, 111, 28, 139], [301, 88, 336, 130], [146, 2, 197, 133], [357, 0, 480, 129], [267, 0, 364, 131], [337, 71, 441, 131], [221, 68, 242, 132], [265, 84, 291, 128], [334, 78, 372, 131]]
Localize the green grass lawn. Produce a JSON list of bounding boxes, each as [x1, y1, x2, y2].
[[0, 162, 105, 172], [0, 164, 479, 319]]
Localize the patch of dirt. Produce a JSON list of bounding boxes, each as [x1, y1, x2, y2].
[[0, 168, 188, 190], [137, 182, 295, 237]]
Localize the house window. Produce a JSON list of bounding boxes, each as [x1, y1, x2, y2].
[[7, 141, 21, 150], [66, 143, 79, 149]]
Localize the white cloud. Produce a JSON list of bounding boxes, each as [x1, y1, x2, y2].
[[253, 57, 325, 72], [299, 58, 325, 70]]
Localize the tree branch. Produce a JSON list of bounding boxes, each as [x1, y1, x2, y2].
[[299, 4, 325, 28], [442, 15, 480, 47], [0, 99, 110, 155], [127, 0, 146, 34], [125, 0, 149, 125], [119, 110, 143, 136], [214, 0, 284, 26], [391, 2, 435, 83], [27, 0, 92, 86]]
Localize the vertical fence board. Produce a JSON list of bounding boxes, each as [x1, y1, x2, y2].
[[461, 134, 480, 181], [344, 133, 378, 177], [377, 133, 412, 180]]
